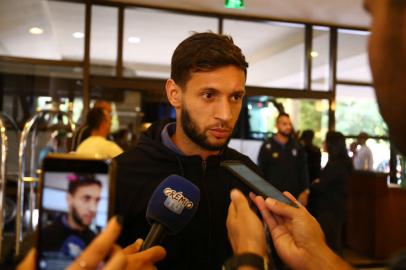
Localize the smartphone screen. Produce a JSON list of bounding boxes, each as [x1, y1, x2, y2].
[[37, 155, 114, 270], [221, 161, 297, 207]]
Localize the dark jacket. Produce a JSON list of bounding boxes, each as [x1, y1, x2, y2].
[[303, 143, 321, 182], [309, 158, 352, 218], [257, 136, 309, 198], [114, 120, 258, 270]]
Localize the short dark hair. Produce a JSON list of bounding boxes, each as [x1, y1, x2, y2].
[[276, 112, 290, 122], [67, 174, 102, 195], [325, 131, 349, 161], [170, 32, 248, 87], [86, 108, 106, 131], [301, 129, 315, 142]]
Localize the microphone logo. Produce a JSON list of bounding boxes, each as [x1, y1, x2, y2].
[[163, 187, 194, 214]]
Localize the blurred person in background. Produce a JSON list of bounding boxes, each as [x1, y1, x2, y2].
[[71, 100, 112, 151], [76, 108, 123, 158], [352, 132, 374, 171], [258, 113, 309, 204], [300, 129, 321, 183], [307, 131, 352, 254]]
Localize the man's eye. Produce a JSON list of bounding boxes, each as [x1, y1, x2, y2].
[[231, 94, 243, 101], [203, 92, 214, 99]]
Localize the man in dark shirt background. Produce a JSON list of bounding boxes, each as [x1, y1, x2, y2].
[[258, 113, 309, 204]]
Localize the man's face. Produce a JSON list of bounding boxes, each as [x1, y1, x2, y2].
[[276, 116, 293, 137], [364, 0, 406, 153], [177, 66, 245, 151], [67, 184, 101, 228]]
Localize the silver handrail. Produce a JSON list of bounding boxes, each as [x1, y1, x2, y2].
[[0, 116, 8, 258], [15, 108, 75, 256]]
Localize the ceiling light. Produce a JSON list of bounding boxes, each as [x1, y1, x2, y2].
[[29, 27, 44, 35], [72, 32, 84, 39], [128, 36, 141, 44], [310, 51, 319, 58], [225, 0, 245, 9]]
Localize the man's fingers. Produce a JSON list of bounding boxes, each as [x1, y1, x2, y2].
[[123, 238, 143, 255], [127, 246, 166, 265], [230, 189, 250, 212], [104, 249, 127, 270], [264, 196, 298, 219], [67, 216, 122, 270], [253, 195, 278, 229], [17, 249, 36, 270]]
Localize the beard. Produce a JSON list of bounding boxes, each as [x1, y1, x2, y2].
[[71, 206, 89, 229], [181, 105, 232, 151], [279, 130, 292, 138]]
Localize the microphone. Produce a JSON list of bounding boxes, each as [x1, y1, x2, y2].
[[141, 174, 200, 250]]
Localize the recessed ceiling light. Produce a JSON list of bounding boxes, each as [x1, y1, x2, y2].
[[311, 51, 319, 58], [29, 27, 44, 35], [128, 36, 141, 44], [73, 32, 84, 39]]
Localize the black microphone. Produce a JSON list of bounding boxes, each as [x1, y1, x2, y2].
[[141, 174, 200, 250]]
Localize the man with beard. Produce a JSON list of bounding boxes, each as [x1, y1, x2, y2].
[[258, 113, 309, 204], [40, 175, 102, 260], [114, 32, 261, 270]]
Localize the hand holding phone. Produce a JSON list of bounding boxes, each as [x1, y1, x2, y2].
[[36, 154, 116, 270], [221, 160, 297, 208]]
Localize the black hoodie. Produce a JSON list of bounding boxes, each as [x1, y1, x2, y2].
[[114, 119, 260, 270]]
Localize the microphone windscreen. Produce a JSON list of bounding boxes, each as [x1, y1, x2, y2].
[[146, 174, 200, 234]]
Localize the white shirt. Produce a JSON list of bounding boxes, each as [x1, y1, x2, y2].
[[353, 144, 373, 171], [76, 136, 123, 159]]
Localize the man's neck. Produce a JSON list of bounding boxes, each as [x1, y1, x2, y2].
[[91, 129, 107, 138], [172, 124, 219, 160], [67, 215, 86, 231], [274, 133, 289, 145]]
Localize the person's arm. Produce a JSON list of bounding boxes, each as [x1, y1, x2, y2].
[[253, 193, 353, 270]]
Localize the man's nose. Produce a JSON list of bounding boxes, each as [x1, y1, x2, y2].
[[214, 98, 232, 122], [89, 201, 98, 212]]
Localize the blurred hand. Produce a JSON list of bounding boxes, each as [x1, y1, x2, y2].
[[226, 189, 267, 257], [252, 192, 352, 270], [18, 216, 166, 270], [123, 238, 166, 270], [297, 190, 309, 206]]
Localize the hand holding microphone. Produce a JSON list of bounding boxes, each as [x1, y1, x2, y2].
[[141, 174, 200, 250]]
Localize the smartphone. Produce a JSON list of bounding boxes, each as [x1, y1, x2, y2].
[[221, 160, 297, 208], [36, 154, 116, 270]]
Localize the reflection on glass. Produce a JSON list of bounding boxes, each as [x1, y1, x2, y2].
[[0, 1, 85, 60], [246, 96, 329, 146], [311, 26, 330, 91], [123, 8, 218, 79], [337, 29, 371, 82], [90, 5, 118, 76], [223, 20, 304, 89], [336, 85, 387, 136]]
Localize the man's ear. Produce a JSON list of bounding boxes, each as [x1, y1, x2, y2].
[[166, 79, 182, 108]]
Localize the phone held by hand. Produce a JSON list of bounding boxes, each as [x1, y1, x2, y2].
[[221, 160, 297, 208], [36, 154, 116, 270]]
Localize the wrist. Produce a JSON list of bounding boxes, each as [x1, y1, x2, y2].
[[306, 244, 351, 270], [223, 252, 269, 270]]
